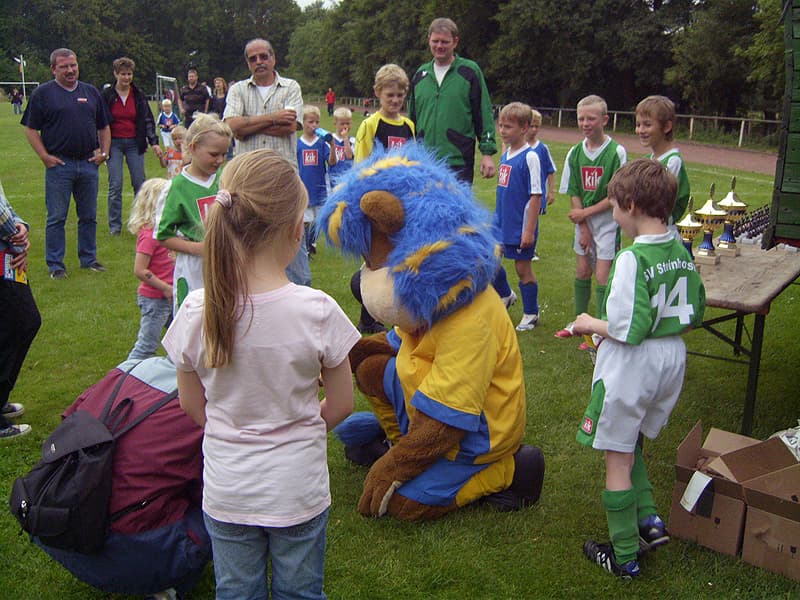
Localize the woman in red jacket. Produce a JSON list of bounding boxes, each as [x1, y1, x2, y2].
[[102, 57, 163, 235]]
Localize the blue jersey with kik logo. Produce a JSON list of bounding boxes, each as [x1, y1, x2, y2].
[[297, 136, 330, 207], [494, 145, 542, 245]]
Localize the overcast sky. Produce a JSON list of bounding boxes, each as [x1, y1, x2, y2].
[[295, 0, 333, 8]]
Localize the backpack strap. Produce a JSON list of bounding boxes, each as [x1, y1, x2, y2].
[[112, 389, 179, 440], [98, 365, 137, 424], [105, 397, 135, 433]]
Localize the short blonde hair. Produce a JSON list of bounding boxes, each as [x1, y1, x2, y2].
[[171, 125, 186, 139], [374, 64, 409, 94], [499, 102, 532, 128], [636, 95, 676, 141], [128, 178, 169, 234], [185, 112, 233, 151], [203, 150, 308, 368], [577, 94, 608, 115], [333, 107, 352, 120], [161, 99, 172, 108], [303, 104, 321, 119], [530, 109, 542, 127]]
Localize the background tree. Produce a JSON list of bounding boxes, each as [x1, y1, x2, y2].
[[287, 2, 336, 94], [665, 0, 758, 116], [737, 0, 785, 118], [0, 0, 787, 121]]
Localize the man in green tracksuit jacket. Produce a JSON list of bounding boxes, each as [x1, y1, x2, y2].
[[408, 17, 497, 185]]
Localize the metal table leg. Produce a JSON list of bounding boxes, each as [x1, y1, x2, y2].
[[740, 312, 766, 436]]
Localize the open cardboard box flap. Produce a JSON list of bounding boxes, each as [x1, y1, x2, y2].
[[675, 421, 762, 498], [706, 437, 798, 483], [742, 462, 800, 521]]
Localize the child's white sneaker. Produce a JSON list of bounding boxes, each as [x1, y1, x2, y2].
[[516, 313, 539, 331], [501, 291, 517, 309]]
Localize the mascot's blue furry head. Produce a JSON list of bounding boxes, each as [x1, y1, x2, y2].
[[318, 143, 500, 331]]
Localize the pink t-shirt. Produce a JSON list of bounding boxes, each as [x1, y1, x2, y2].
[[136, 227, 175, 299], [162, 284, 360, 527]]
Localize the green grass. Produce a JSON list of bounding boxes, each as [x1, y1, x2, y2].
[[1, 105, 798, 599]]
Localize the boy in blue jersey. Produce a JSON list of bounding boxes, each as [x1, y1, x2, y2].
[[329, 107, 355, 184], [298, 104, 336, 254], [491, 102, 543, 331], [573, 159, 705, 579], [525, 109, 556, 260]]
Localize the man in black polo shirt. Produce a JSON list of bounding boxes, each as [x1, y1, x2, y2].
[[178, 67, 210, 128], [22, 48, 111, 279]]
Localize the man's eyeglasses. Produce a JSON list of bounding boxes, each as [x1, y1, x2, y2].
[[247, 53, 273, 63]]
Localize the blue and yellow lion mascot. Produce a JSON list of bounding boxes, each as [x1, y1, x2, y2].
[[319, 144, 544, 521]]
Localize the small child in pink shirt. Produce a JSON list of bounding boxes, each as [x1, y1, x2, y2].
[[127, 178, 175, 360]]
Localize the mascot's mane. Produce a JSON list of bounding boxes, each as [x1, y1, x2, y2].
[[318, 143, 500, 329]]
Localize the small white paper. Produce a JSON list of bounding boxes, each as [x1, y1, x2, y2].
[[778, 433, 800, 460], [681, 471, 713, 512]]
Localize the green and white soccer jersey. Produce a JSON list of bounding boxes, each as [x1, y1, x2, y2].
[[154, 170, 221, 310], [654, 149, 690, 225], [576, 233, 706, 452], [559, 137, 626, 207], [603, 232, 705, 343]]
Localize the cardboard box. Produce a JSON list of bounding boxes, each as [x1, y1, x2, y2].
[[741, 463, 800, 581], [668, 422, 761, 556]]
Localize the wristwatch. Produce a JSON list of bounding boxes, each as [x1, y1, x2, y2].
[[100, 152, 108, 160]]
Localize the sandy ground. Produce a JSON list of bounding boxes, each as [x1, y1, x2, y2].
[[540, 126, 778, 176]]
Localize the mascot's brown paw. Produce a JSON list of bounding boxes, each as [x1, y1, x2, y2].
[[357, 465, 456, 521], [358, 455, 399, 517], [385, 494, 457, 521]]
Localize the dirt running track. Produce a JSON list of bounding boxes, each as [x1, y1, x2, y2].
[[540, 126, 778, 176]]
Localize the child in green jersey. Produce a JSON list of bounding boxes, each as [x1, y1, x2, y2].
[[572, 159, 706, 579], [557, 95, 627, 341], [635, 95, 690, 235], [155, 112, 232, 311]]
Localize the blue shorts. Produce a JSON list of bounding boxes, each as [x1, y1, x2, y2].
[[502, 243, 535, 261], [382, 350, 489, 506]]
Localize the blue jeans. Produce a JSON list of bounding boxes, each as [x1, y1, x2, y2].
[[13, 103, 23, 115], [286, 229, 311, 286], [108, 138, 146, 233], [203, 508, 329, 600], [128, 295, 172, 360], [35, 506, 211, 597], [44, 158, 99, 272]]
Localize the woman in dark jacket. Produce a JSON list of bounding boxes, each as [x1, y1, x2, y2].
[[102, 57, 163, 235]]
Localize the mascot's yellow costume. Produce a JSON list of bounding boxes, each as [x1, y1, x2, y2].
[[320, 144, 544, 521]]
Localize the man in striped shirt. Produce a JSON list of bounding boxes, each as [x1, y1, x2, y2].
[[224, 38, 303, 167]]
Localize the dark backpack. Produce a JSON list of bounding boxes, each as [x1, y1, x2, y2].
[[8, 369, 177, 554]]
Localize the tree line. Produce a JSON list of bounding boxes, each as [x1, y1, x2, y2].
[[0, 0, 784, 118]]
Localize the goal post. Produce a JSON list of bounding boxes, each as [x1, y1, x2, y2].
[[155, 74, 180, 120]]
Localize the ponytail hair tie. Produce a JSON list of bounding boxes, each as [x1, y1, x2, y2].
[[215, 189, 232, 208]]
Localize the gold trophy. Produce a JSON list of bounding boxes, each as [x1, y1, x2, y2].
[[716, 176, 747, 257], [693, 183, 727, 266], [676, 196, 702, 260]]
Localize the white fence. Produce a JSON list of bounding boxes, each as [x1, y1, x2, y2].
[[288, 96, 783, 150], [532, 107, 779, 149]]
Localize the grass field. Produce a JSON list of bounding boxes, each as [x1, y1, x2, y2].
[[0, 104, 798, 599]]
